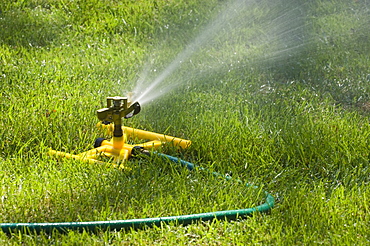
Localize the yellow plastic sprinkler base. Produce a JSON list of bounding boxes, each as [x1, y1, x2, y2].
[[48, 96, 190, 169], [48, 124, 191, 169]]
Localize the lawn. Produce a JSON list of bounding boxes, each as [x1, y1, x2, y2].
[[0, 0, 369, 244]]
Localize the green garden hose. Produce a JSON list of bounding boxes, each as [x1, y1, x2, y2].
[[0, 153, 275, 233]]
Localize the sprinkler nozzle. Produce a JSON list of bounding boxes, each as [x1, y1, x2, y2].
[[97, 96, 141, 123]]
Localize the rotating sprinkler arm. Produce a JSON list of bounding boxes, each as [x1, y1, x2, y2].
[[97, 96, 141, 137]]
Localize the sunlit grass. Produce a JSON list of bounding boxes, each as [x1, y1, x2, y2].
[[0, 0, 369, 244]]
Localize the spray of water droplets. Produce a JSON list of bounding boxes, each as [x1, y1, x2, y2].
[[130, 0, 312, 106]]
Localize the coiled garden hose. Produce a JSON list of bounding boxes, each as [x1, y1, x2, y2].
[[0, 153, 275, 233]]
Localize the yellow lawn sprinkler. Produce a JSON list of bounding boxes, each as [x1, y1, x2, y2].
[[48, 96, 191, 169]]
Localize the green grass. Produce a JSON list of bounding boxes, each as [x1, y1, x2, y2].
[[1, 0, 370, 244]]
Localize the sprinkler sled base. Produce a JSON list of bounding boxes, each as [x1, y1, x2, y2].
[[48, 96, 191, 168]]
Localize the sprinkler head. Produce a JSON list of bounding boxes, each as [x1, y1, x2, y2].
[[97, 96, 141, 123]]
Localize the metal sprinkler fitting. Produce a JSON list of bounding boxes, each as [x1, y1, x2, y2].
[[97, 96, 141, 137]]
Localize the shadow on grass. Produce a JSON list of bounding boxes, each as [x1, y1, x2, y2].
[[0, 8, 64, 47]]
